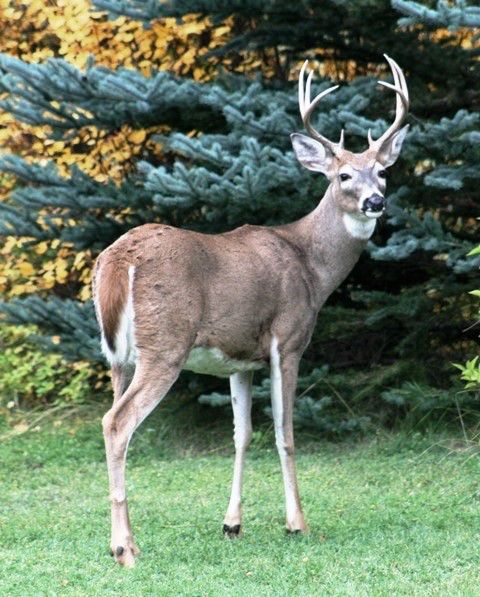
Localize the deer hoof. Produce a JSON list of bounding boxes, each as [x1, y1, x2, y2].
[[286, 526, 308, 536], [223, 523, 241, 538], [111, 541, 140, 567]]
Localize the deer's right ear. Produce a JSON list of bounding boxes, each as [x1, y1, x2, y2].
[[290, 133, 335, 177]]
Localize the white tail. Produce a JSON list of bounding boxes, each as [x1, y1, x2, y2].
[[96, 264, 136, 365], [93, 56, 409, 567]]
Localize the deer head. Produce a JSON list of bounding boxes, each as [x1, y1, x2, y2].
[[291, 55, 409, 221]]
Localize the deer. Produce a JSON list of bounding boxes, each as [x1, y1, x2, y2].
[[92, 54, 409, 567]]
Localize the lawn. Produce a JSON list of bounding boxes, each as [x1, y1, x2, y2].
[[1, 405, 480, 596]]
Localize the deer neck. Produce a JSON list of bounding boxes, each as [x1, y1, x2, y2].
[[281, 185, 375, 307]]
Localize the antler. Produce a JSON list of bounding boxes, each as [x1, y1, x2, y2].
[[298, 60, 345, 155], [368, 54, 409, 149]]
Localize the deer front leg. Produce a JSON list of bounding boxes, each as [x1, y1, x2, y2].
[[223, 370, 253, 538], [270, 337, 307, 533]]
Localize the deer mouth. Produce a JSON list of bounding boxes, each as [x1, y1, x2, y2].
[[362, 208, 385, 219]]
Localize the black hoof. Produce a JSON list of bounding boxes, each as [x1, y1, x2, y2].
[[286, 529, 302, 535], [115, 546, 125, 556], [223, 523, 241, 537]]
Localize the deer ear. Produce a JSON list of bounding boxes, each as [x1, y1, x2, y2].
[[376, 124, 409, 168], [290, 133, 335, 176]]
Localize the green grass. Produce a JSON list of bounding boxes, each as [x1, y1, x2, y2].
[[1, 406, 480, 596]]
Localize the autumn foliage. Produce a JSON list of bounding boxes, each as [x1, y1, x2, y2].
[[0, 0, 226, 302]]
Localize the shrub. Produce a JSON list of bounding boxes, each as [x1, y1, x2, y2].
[[453, 245, 480, 391], [0, 324, 101, 407]]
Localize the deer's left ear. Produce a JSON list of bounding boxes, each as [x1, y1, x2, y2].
[[376, 125, 409, 168], [290, 133, 335, 177]]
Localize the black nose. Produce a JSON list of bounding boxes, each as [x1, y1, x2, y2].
[[363, 194, 385, 212]]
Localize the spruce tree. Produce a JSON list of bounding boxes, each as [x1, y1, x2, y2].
[[0, 0, 478, 426]]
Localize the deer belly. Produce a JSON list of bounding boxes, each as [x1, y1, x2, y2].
[[183, 346, 265, 378]]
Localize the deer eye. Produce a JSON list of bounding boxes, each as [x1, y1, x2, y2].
[[378, 170, 387, 179], [339, 173, 351, 182]]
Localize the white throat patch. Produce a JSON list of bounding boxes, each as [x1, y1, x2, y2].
[[343, 213, 376, 240]]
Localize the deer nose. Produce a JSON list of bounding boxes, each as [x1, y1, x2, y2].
[[363, 194, 385, 212]]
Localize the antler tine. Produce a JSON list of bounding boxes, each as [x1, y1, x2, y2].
[[369, 54, 409, 149], [390, 53, 409, 103], [298, 60, 308, 115], [387, 54, 402, 120], [298, 60, 342, 154], [387, 54, 410, 118]]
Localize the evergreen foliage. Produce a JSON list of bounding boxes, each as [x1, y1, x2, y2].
[[393, 0, 480, 28], [0, 0, 478, 429]]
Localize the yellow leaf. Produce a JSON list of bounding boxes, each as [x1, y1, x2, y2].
[[35, 242, 49, 255], [213, 26, 231, 38], [117, 33, 134, 42], [3, 8, 22, 19], [79, 285, 92, 301], [128, 130, 147, 144], [181, 21, 206, 36], [180, 48, 196, 66], [99, 142, 113, 155], [3, 237, 21, 252], [73, 251, 86, 269], [10, 285, 30, 296], [55, 258, 69, 282], [49, 16, 65, 29], [18, 262, 35, 276]]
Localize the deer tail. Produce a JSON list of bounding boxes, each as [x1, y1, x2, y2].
[[93, 257, 136, 365]]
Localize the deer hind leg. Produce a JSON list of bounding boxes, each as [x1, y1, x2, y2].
[[223, 371, 253, 538], [111, 363, 135, 402], [270, 337, 307, 533], [102, 359, 182, 567]]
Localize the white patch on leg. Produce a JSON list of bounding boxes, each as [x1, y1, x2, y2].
[[270, 336, 299, 525], [230, 372, 252, 452], [101, 265, 137, 366], [270, 336, 288, 459], [111, 486, 126, 502], [224, 372, 252, 528], [270, 336, 284, 446]]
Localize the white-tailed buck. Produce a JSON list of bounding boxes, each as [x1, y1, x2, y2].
[[93, 55, 409, 567]]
